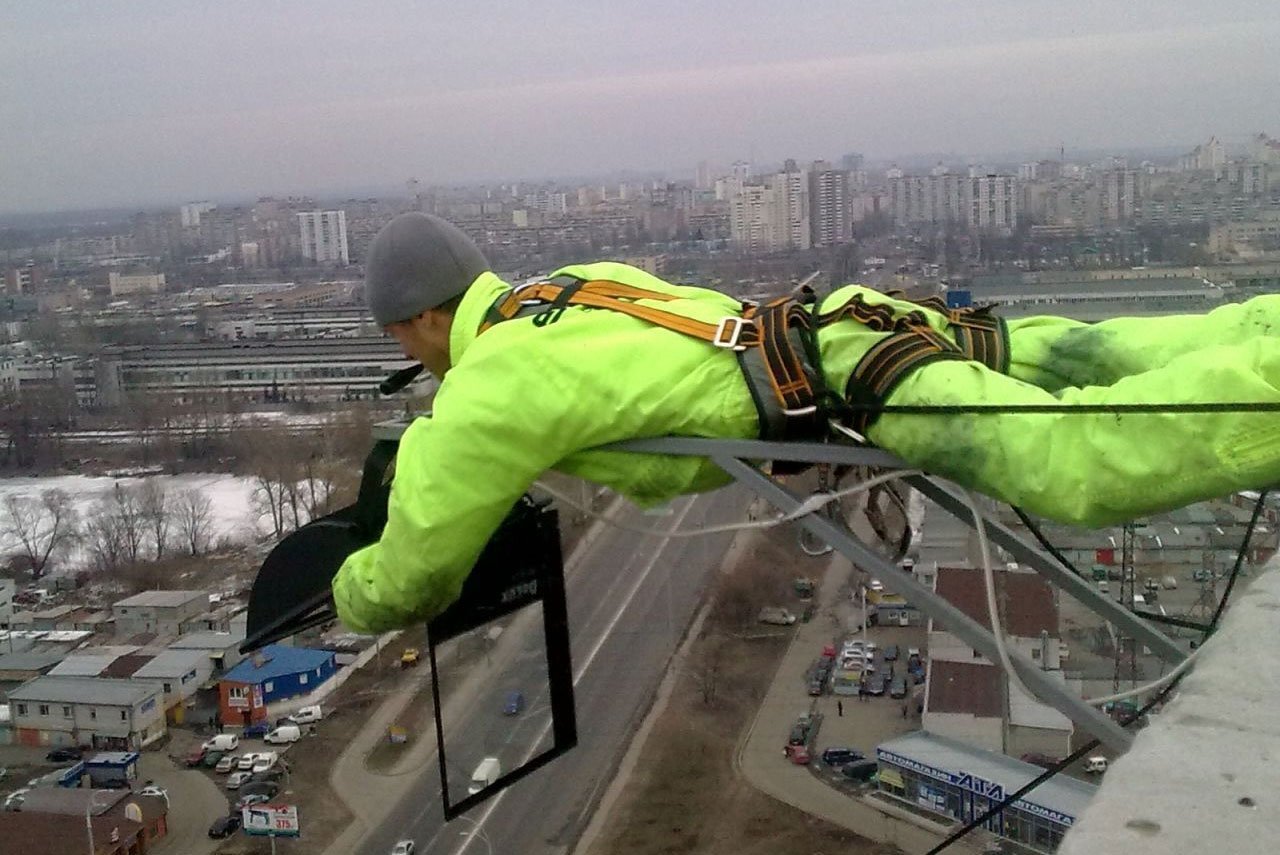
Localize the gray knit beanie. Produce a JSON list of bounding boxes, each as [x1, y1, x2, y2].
[[364, 213, 491, 326]]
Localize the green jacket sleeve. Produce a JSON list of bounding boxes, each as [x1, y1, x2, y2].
[[331, 340, 601, 634]]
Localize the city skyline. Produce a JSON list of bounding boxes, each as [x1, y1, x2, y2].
[[4, 1, 1280, 214]]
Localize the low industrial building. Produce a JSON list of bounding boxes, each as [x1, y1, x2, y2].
[[876, 731, 1097, 853], [96, 337, 413, 405], [218, 643, 336, 725], [11, 785, 165, 847], [7, 675, 166, 749], [130, 648, 213, 724], [167, 630, 245, 674], [111, 590, 207, 637]]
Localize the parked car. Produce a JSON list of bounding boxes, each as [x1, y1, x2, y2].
[[203, 734, 240, 752], [237, 753, 262, 771], [185, 746, 207, 767], [215, 756, 237, 774], [391, 841, 416, 855], [287, 705, 324, 725], [250, 768, 286, 785], [808, 676, 825, 696], [401, 648, 421, 668], [890, 676, 908, 698], [841, 759, 879, 782], [236, 792, 271, 810], [906, 647, 920, 659], [138, 785, 168, 803], [251, 752, 279, 774], [242, 722, 271, 739], [3, 789, 31, 811], [784, 744, 811, 765], [201, 750, 225, 769], [265, 725, 301, 745], [45, 747, 82, 762], [821, 747, 866, 766], [866, 675, 887, 696], [758, 607, 797, 626], [503, 691, 525, 716], [883, 644, 900, 661], [209, 813, 242, 839], [240, 781, 280, 799], [1085, 756, 1109, 774], [788, 723, 808, 746], [226, 771, 253, 789], [1161, 575, 1179, 590]]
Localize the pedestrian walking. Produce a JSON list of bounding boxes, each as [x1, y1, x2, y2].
[[837, 700, 844, 717]]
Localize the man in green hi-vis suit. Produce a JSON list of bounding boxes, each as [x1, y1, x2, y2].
[[331, 212, 1280, 634]]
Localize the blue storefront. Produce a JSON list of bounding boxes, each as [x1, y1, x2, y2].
[[218, 644, 336, 725], [876, 731, 1097, 853]]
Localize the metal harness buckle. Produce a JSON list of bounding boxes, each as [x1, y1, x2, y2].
[[713, 316, 752, 351]]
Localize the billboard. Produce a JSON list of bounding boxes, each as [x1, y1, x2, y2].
[[242, 803, 300, 837]]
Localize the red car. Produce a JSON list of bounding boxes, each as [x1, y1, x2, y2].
[[185, 746, 207, 767], [784, 744, 811, 765]]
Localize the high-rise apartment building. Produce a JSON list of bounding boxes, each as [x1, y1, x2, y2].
[[1101, 169, 1142, 224], [808, 166, 851, 247], [967, 175, 1018, 231], [888, 174, 1018, 231], [298, 210, 350, 265], [729, 169, 811, 252]]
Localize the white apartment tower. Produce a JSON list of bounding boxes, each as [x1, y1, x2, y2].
[[298, 210, 350, 265], [809, 167, 851, 247], [730, 169, 811, 252]]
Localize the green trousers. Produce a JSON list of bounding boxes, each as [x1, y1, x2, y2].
[[859, 295, 1280, 527]]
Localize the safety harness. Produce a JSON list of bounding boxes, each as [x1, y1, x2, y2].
[[480, 275, 1008, 444]]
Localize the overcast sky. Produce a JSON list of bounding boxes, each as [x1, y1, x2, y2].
[[3, 1, 1280, 214]]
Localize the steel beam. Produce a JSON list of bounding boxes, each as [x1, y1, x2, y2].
[[712, 454, 1134, 752]]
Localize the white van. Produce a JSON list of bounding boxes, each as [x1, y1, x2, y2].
[[204, 734, 240, 752], [1084, 756, 1108, 774], [287, 705, 323, 725], [468, 757, 501, 795], [265, 724, 301, 745]]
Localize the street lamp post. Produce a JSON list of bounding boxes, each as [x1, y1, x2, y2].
[[84, 789, 116, 855]]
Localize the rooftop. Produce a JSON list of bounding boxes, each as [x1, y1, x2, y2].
[[113, 589, 206, 609], [221, 643, 333, 683], [878, 730, 1098, 823], [0, 651, 65, 672], [168, 630, 244, 650], [0, 812, 144, 855], [8, 675, 160, 706], [925, 659, 1003, 718], [1008, 671, 1074, 731], [131, 648, 209, 679], [934, 565, 1059, 639]]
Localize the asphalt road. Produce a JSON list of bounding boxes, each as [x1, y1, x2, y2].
[[356, 487, 749, 855]]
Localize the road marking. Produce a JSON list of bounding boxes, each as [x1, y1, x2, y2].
[[448, 497, 699, 855]]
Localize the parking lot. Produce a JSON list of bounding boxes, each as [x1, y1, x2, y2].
[[795, 579, 928, 771]]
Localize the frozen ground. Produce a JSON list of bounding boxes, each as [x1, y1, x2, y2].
[[0, 472, 264, 569]]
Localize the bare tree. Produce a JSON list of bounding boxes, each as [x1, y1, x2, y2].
[[688, 638, 726, 705], [137, 478, 173, 559], [83, 504, 126, 572], [174, 488, 214, 556], [108, 483, 146, 565], [0, 489, 80, 578]]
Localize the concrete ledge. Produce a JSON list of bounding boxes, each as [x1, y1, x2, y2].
[[1059, 557, 1280, 855]]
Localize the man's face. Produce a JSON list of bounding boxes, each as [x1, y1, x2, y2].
[[384, 311, 451, 378]]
